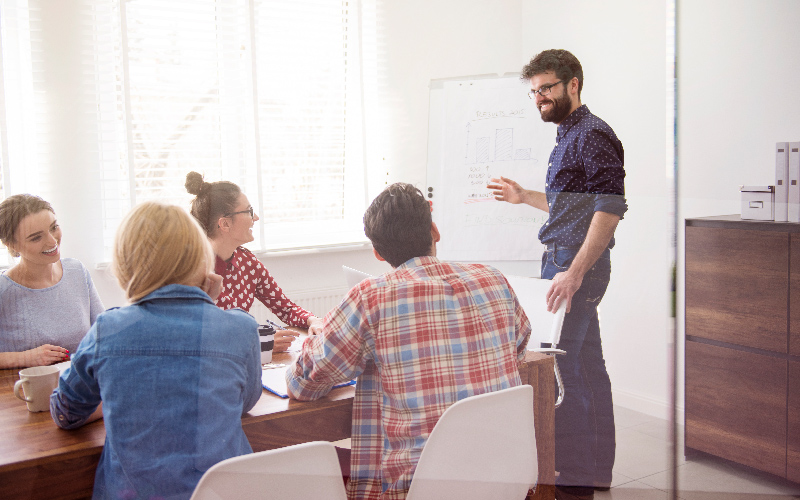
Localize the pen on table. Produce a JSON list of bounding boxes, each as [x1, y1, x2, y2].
[[263, 319, 288, 331]]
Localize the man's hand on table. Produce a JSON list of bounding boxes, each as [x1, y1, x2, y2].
[[307, 316, 324, 336], [274, 330, 299, 353]]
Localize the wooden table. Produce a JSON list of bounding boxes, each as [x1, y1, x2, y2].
[[0, 351, 554, 500]]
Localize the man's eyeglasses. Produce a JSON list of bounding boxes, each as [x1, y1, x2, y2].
[[224, 207, 255, 219], [528, 80, 564, 99]]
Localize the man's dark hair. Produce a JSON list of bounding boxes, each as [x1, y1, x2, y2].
[[363, 183, 433, 267], [522, 49, 583, 98]]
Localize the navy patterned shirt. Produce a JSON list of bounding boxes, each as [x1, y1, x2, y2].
[[538, 104, 627, 249]]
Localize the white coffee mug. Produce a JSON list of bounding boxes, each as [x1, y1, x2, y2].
[[14, 365, 60, 412]]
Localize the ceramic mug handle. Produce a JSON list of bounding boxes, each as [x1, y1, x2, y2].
[[14, 379, 32, 402]]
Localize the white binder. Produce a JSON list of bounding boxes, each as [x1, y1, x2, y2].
[[775, 142, 790, 222], [789, 142, 800, 222]]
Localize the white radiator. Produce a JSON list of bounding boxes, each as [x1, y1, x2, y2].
[[247, 287, 349, 325]]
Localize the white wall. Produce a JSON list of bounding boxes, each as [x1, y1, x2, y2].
[[373, 0, 525, 189], [678, 0, 800, 216], [676, 0, 800, 417], [522, 0, 672, 417]]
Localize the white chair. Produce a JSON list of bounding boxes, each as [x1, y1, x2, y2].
[[506, 276, 568, 408], [530, 298, 567, 408], [406, 385, 537, 500], [190, 441, 347, 500], [342, 265, 372, 288]]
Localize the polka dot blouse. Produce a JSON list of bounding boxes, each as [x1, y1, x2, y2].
[[539, 104, 628, 250], [214, 246, 312, 327]]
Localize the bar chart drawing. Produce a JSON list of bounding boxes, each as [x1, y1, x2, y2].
[[514, 148, 531, 160], [467, 127, 534, 163], [476, 137, 490, 162], [495, 129, 513, 161]]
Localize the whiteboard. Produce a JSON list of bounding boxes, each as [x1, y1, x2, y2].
[[426, 74, 556, 274]]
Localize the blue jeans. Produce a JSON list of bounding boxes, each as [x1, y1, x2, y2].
[[541, 246, 615, 488]]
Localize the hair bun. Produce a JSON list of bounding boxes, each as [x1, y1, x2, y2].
[[185, 171, 206, 196]]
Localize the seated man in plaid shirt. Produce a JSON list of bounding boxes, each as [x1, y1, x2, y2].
[[287, 182, 532, 500]]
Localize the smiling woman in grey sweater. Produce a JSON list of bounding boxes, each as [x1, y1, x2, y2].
[[0, 194, 103, 368]]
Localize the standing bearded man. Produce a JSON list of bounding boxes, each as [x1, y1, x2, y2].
[[488, 49, 627, 500]]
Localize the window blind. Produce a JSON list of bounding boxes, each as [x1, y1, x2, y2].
[[254, 0, 348, 223], [93, 0, 251, 255], [0, 0, 375, 262], [0, 0, 37, 266], [95, 0, 371, 256], [250, 0, 368, 250]]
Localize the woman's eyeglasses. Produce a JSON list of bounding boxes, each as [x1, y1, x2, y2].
[[224, 207, 255, 219]]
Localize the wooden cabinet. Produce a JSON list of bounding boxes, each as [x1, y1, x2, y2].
[[685, 341, 786, 476], [791, 234, 800, 356], [685, 216, 800, 482], [789, 361, 800, 483], [685, 226, 787, 352]]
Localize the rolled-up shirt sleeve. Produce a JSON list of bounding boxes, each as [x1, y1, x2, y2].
[[583, 129, 627, 219], [286, 288, 369, 401], [50, 325, 102, 429], [594, 193, 628, 219]]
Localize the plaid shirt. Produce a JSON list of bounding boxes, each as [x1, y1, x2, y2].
[[287, 256, 531, 500], [214, 246, 311, 327]]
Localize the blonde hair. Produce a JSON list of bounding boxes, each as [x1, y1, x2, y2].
[[113, 201, 213, 302]]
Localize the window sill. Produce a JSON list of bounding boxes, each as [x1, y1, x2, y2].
[[256, 241, 371, 258], [95, 241, 373, 271]]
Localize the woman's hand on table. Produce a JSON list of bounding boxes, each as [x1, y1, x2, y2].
[[273, 329, 299, 353], [307, 316, 324, 336], [25, 344, 69, 367]]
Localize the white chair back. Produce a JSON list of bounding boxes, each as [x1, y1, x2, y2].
[[549, 298, 567, 346], [406, 385, 537, 500], [342, 265, 372, 288], [190, 441, 347, 500], [505, 275, 568, 407], [505, 275, 564, 349]]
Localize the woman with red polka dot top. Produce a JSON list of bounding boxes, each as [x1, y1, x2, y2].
[[185, 172, 323, 352]]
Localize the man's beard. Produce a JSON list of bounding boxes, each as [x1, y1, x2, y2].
[[538, 90, 572, 123]]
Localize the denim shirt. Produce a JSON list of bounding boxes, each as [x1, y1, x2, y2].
[[538, 105, 627, 250], [50, 284, 262, 500]]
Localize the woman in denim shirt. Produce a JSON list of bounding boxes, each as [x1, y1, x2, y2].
[[50, 202, 262, 500]]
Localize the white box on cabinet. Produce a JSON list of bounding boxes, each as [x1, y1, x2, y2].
[[741, 185, 775, 221]]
